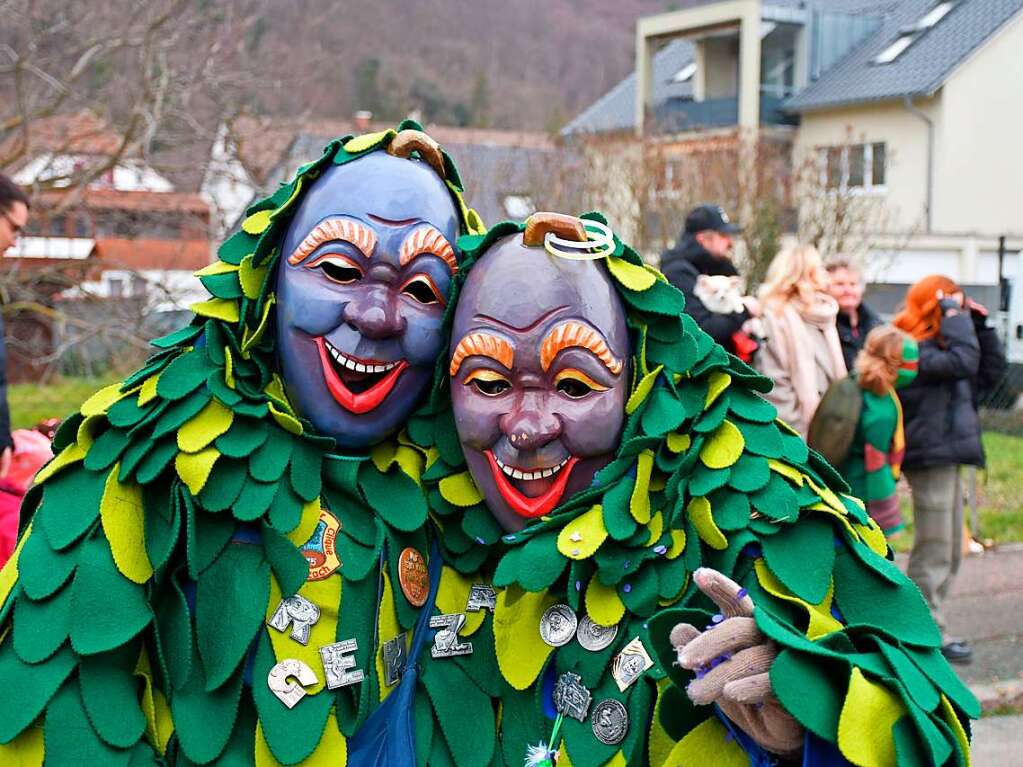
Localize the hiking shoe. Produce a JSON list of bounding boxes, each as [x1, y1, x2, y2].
[[941, 640, 973, 664]]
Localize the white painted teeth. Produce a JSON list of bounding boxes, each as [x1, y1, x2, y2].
[[325, 341, 397, 374], [494, 456, 569, 482]]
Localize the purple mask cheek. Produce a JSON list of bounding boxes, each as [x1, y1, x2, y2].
[[557, 387, 628, 459], [401, 310, 447, 368], [450, 385, 504, 451]]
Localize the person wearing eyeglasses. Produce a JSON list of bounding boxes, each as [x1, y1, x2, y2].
[[0, 173, 28, 482]]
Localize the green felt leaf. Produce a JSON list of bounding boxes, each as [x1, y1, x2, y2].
[[893, 715, 928, 767], [267, 483, 305, 532], [422, 658, 496, 767], [337, 529, 380, 582], [873, 639, 940, 712], [18, 525, 78, 600], [70, 537, 153, 655], [728, 390, 777, 422], [691, 396, 728, 434], [84, 427, 131, 471], [215, 417, 268, 458], [262, 522, 310, 597], [169, 652, 245, 764], [461, 502, 504, 546], [707, 489, 751, 531], [37, 466, 105, 550], [44, 682, 133, 767], [517, 532, 567, 591], [13, 580, 73, 662], [143, 480, 180, 572], [640, 387, 687, 435], [414, 688, 435, 766], [150, 392, 210, 442], [620, 562, 659, 616], [189, 505, 237, 576], [359, 463, 427, 533], [207, 370, 243, 408], [152, 324, 204, 349], [751, 474, 799, 521], [737, 420, 784, 457], [197, 541, 270, 690], [0, 642, 76, 743], [198, 459, 248, 512], [687, 465, 730, 497], [118, 436, 156, 481], [134, 439, 180, 485], [156, 351, 211, 401], [233, 475, 279, 522], [289, 439, 323, 502], [901, 645, 980, 719], [727, 454, 771, 493], [648, 334, 699, 372], [249, 433, 293, 482], [155, 573, 194, 690], [779, 430, 810, 464], [322, 455, 365, 496], [107, 396, 152, 429], [761, 515, 834, 604], [770, 648, 844, 740], [78, 643, 147, 748]]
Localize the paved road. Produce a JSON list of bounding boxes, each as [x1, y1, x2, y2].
[[971, 715, 1022, 765]]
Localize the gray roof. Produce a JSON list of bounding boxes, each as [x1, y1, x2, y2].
[[561, 40, 694, 135], [787, 0, 1023, 111]]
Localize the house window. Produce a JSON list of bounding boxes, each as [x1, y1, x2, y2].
[[108, 276, 125, 298], [873, 2, 957, 64], [818, 142, 887, 191], [874, 35, 913, 64]]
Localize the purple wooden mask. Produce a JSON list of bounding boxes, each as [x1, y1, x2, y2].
[[275, 151, 460, 449], [449, 230, 629, 532]]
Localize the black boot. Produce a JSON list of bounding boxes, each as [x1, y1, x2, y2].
[[940, 639, 973, 664]]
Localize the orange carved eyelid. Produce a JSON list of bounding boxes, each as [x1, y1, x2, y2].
[[306, 252, 364, 272], [554, 368, 610, 391], [400, 226, 457, 274], [400, 273, 446, 306], [288, 218, 377, 265], [540, 321, 623, 375], [449, 332, 514, 376], [463, 369, 511, 385]]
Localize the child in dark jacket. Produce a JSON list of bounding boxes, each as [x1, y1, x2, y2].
[[837, 326, 918, 536]]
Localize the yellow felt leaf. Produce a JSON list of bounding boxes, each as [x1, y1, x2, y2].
[[393, 445, 424, 484], [1, 524, 31, 609], [33, 441, 87, 485], [494, 585, 556, 690], [585, 577, 625, 626], [688, 496, 727, 550], [666, 528, 687, 559], [664, 716, 749, 767], [700, 420, 745, 470], [600, 753, 627, 767], [754, 559, 842, 639], [256, 713, 347, 767], [242, 294, 276, 354], [557, 505, 608, 560], [768, 459, 804, 486], [666, 431, 691, 454], [626, 364, 663, 414], [0, 724, 44, 765], [265, 573, 340, 696], [439, 471, 484, 507], [838, 668, 905, 767], [268, 177, 305, 220], [242, 209, 272, 235], [343, 129, 395, 154], [224, 347, 235, 388], [854, 519, 889, 557], [238, 254, 268, 300], [194, 260, 239, 277], [265, 374, 289, 406], [175, 447, 220, 495], [177, 398, 234, 453], [370, 441, 396, 473], [704, 371, 732, 408], [645, 511, 664, 547], [606, 255, 656, 291], [556, 741, 574, 767], [268, 402, 303, 435], [191, 298, 240, 323], [436, 566, 485, 636], [100, 466, 152, 584], [375, 569, 404, 702], [806, 476, 847, 514], [939, 695, 971, 767], [630, 451, 654, 524], [286, 497, 323, 544], [647, 680, 676, 767], [465, 207, 486, 235], [137, 375, 159, 406], [80, 383, 127, 417], [134, 647, 173, 755]]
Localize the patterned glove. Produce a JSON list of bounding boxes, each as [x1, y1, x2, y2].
[[670, 567, 804, 758]]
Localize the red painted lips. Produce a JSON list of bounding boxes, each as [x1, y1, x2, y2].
[[315, 337, 408, 414], [485, 450, 579, 519]]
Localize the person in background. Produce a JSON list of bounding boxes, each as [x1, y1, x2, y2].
[[826, 259, 883, 371], [894, 275, 982, 663], [836, 325, 918, 537], [755, 244, 846, 437], [660, 203, 756, 355]]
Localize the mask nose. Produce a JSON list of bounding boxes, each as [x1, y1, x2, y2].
[[499, 391, 562, 452], [343, 288, 405, 340]]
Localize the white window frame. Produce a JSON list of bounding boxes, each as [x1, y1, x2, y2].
[[817, 143, 887, 194]]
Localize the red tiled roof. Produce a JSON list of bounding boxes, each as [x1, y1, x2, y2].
[[35, 188, 210, 215], [91, 239, 212, 271], [0, 111, 124, 164]]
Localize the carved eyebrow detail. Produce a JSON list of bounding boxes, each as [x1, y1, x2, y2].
[[449, 332, 514, 376], [288, 218, 378, 265], [540, 321, 624, 375], [400, 225, 457, 274]]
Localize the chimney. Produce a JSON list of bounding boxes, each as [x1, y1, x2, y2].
[[354, 110, 372, 132]]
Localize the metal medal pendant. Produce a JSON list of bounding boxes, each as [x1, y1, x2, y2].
[[591, 699, 629, 745], [382, 633, 408, 686], [576, 615, 618, 652], [267, 659, 318, 709], [539, 603, 578, 647], [611, 637, 654, 692], [319, 638, 364, 689], [398, 547, 430, 607], [267, 594, 321, 645], [466, 583, 497, 612], [430, 613, 473, 658], [553, 671, 592, 722]]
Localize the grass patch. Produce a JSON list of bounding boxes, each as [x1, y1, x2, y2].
[[9, 376, 119, 430], [889, 432, 1023, 551]]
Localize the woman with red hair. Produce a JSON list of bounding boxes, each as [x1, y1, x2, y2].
[[894, 275, 982, 663]]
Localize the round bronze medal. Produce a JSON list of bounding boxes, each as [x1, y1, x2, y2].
[[398, 547, 429, 607]]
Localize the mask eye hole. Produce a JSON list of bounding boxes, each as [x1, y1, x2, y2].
[[464, 370, 511, 397], [312, 255, 363, 285], [400, 275, 444, 306], [554, 369, 609, 399]]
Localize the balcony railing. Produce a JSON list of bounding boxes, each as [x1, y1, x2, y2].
[[651, 94, 797, 134]]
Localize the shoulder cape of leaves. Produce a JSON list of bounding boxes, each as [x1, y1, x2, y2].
[[405, 214, 978, 767]]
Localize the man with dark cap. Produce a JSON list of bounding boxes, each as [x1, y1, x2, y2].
[[659, 203, 753, 356]]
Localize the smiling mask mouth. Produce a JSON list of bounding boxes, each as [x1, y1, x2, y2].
[[316, 337, 407, 414], [484, 450, 579, 519]]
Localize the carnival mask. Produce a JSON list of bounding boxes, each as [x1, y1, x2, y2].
[[276, 150, 460, 448], [449, 216, 629, 532]]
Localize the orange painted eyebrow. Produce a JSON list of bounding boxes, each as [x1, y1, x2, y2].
[[287, 218, 378, 265], [540, 321, 623, 375], [400, 225, 457, 274], [449, 332, 514, 376]]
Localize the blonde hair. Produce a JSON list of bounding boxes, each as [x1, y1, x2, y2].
[[758, 244, 829, 309], [855, 325, 908, 395]]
